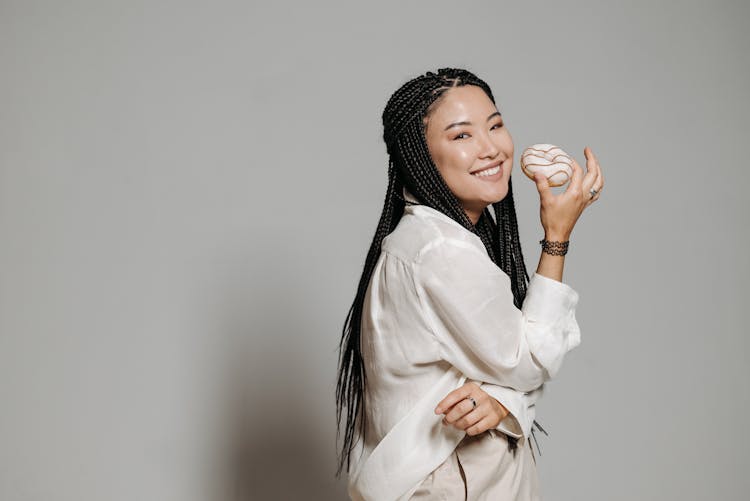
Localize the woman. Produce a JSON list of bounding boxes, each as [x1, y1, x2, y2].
[[335, 68, 603, 500]]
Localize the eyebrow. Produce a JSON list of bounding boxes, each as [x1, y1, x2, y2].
[[443, 111, 502, 132]]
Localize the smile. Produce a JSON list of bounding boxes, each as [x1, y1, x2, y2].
[[471, 165, 502, 178]]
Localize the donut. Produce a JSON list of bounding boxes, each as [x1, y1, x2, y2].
[[520, 144, 574, 187]]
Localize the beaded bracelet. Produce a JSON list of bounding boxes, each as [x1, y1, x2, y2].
[[539, 239, 570, 256]]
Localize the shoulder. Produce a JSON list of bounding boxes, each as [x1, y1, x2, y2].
[[382, 205, 487, 264]]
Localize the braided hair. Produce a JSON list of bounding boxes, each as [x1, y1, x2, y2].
[[335, 68, 543, 477]]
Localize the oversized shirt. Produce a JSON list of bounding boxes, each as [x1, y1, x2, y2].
[[347, 187, 581, 501]]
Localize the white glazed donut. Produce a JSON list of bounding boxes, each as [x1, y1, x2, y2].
[[520, 144, 574, 187]]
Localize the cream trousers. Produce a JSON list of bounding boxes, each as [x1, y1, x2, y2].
[[409, 429, 541, 501]]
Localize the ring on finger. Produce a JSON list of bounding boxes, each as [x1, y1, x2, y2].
[[465, 396, 477, 409], [589, 186, 603, 198]]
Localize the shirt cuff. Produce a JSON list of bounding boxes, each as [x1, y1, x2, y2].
[[480, 383, 535, 440], [522, 273, 582, 377], [522, 272, 579, 325]]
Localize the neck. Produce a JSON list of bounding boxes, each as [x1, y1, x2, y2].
[[464, 205, 484, 226]]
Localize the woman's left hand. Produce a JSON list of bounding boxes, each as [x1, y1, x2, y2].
[[434, 381, 509, 436]]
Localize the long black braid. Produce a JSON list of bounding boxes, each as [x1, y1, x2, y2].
[[335, 68, 546, 478]]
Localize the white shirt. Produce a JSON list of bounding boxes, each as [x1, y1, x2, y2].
[[347, 187, 581, 501]]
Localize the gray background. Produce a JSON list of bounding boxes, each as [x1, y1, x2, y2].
[[1, 1, 748, 500]]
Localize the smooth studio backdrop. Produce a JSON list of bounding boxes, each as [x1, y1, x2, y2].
[[1, 1, 748, 500]]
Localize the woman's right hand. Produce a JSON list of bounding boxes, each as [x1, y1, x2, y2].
[[532, 146, 604, 240]]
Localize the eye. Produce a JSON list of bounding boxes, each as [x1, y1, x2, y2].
[[491, 121, 504, 130], [453, 132, 470, 140]]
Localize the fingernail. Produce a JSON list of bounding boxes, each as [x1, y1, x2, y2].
[[434, 407, 441, 414]]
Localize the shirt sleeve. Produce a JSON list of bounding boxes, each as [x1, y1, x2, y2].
[[479, 382, 545, 439], [413, 237, 581, 393]]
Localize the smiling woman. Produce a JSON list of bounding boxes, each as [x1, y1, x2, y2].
[[423, 85, 515, 224], [336, 68, 603, 500]]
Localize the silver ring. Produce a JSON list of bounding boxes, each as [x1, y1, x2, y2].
[[589, 187, 598, 198], [466, 397, 477, 409]]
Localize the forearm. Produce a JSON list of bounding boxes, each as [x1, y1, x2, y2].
[[535, 231, 569, 283]]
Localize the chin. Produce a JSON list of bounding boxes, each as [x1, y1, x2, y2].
[[488, 184, 509, 204]]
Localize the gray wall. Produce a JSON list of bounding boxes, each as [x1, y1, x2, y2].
[[1, 1, 748, 500]]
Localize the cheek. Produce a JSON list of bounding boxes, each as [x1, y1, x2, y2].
[[429, 142, 474, 183], [440, 148, 472, 172], [498, 132, 514, 155], [457, 150, 473, 163], [433, 149, 467, 176]]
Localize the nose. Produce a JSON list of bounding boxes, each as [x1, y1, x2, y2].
[[478, 131, 500, 159]]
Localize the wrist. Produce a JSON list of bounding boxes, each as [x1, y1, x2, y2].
[[490, 397, 510, 420], [539, 237, 569, 256], [543, 231, 570, 241]]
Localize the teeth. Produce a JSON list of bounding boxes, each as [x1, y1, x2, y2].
[[472, 165, 500, 177]]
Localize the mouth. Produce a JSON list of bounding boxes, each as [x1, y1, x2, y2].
[[470, 160, 504, 180]]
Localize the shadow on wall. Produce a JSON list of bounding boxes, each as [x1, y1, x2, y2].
[[215, 241, 349, 500]]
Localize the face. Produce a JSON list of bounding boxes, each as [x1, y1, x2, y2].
[[424, 85, 514, 225]]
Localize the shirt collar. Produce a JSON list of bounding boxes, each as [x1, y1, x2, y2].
[[401, 187, 493, 261], [402, 186, 483, 239], [403, 186, 420, 204]]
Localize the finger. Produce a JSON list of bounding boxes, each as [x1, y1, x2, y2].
[[580, 146, 599, 190], [434, 382, 478, 414], [443, 396, 480, 424], [445, 402, 485, 430], [566, 153, 584, 194], [533, 171, 551, 200], [585, 189, 601, 206], [592, 149, 604, 192], [583, 167, 600, 196], [587, 157, 604, 205], [443, 387, 490, 423], [465, 416, 495, 436], [589, 148, 604, 186]]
